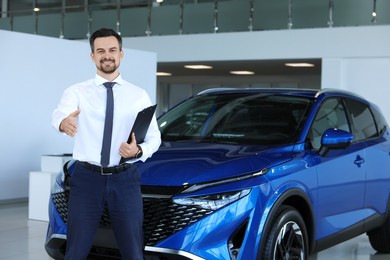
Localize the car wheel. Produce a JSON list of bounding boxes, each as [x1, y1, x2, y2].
[[368, 208, 390, 253], [261, 205, 308, 260]]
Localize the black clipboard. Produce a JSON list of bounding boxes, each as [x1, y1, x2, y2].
[[120, 104, 157, 163]]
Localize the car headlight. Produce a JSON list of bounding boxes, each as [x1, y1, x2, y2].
[[173, 189, 251, 210]]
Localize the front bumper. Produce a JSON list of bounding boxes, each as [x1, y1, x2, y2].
[[46, 184, 265, 260]]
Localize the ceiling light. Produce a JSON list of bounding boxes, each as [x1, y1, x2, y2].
[[156, 72, 172, 76], [285, 63, 315, 67], [184, 65, 213, 70], [230, 71, 255, 75], [33, 7, 40, 12], [156, 0, 164, 3]]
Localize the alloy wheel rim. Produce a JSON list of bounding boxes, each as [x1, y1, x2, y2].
[[274, 220, 304, 260]]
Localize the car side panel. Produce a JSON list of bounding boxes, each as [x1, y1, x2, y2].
[[364, 138, 390, 213], [252, 154, 317, 259], [314, 145, 366, 239]]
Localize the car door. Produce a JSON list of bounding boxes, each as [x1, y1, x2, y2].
[[345, 98, 390, 215], [307, 97, 366, 239]]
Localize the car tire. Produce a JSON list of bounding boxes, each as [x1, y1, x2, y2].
[[368, 208, 390, 253], [261, 205, 308, 260]]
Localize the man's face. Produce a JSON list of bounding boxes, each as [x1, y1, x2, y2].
[[90, 36, 123, 75]]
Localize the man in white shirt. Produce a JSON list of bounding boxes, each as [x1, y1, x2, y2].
[[52, 28, 161, 260]]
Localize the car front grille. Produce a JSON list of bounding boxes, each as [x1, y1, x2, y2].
[[51, 190, 214, 246]]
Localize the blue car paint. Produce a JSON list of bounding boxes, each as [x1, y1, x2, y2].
[[157, 189, 256, 259], [47, 199, 67, 236], [45, 88, 390, 260], [136, 143, 319, 259], [139, 142, 294, 186]]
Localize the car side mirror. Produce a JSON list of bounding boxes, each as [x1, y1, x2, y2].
[[319, 128, 354, 156]]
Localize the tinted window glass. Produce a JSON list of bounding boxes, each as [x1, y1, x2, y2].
[[346, 99, 378, 141], [371, 106, 388, 136], [309, 98, 350, 150], [158, 93, 312, 145]]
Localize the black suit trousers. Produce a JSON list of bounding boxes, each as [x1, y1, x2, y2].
[[64, 162, 144, 260]]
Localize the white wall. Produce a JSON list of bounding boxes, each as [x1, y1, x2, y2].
[[123, 25, 390, 61], [123, 25, 390, 122], [0, 30, 156, 201], [2, 25, 390, 201], [322, 57, 390, 120]]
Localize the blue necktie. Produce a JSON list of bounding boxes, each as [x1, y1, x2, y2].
[[101, 82, 116, 167]]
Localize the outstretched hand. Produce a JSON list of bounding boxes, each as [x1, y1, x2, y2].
[[119, 133, 138, 159], [60, 109, 80, 137]]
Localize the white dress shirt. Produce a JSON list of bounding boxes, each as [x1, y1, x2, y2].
[[52, 74, 161, 166]]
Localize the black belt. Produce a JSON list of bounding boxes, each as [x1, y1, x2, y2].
[[78, 161, 132, 175]]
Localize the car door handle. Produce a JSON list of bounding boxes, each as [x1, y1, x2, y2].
[[354, 155, 365, 168]]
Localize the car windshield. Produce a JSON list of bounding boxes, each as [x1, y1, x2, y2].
[[158, 92, 312, 145]]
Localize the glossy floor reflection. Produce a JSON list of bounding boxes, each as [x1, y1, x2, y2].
[[1, 202, 390, 260]]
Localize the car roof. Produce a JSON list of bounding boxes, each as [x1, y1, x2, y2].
[[197, 87, 366, 101]]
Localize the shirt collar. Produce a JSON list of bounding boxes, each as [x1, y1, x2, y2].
[[94, 74, 124, 87]]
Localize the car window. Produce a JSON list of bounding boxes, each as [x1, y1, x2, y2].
[[345, 99, 378, 141], [308, 98, 350, 150], [371, 106, 388, 136], [158, 98, 215, 139], [159, 93, 312, 145], [207, 96, 306, 143]]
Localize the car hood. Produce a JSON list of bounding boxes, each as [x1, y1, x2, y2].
[[137, 141, 295, 187]]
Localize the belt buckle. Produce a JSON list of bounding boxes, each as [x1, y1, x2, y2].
[[100, 167, 112, 176]]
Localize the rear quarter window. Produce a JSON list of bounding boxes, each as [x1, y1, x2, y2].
[[345, 98, 378, 141], [371, 105, 388, 136]]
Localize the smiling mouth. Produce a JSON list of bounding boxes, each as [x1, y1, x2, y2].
[[101, 59, 114, 64]]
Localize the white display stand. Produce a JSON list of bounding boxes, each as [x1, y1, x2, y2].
[[40, 154, 72, 172], [28, 154, 72, 221]]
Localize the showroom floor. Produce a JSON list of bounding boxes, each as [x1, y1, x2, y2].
[[1, 202, 390, 260]]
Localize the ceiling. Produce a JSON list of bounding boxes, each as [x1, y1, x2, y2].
[[157, 59, 322, 77]]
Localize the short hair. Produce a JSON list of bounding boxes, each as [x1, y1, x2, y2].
[[89, 28, 122, 52]]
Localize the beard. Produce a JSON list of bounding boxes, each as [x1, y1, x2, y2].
[[97, 58, 118, 74]]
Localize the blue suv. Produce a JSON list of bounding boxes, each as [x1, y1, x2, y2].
[[46, 88, 390, 259]]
